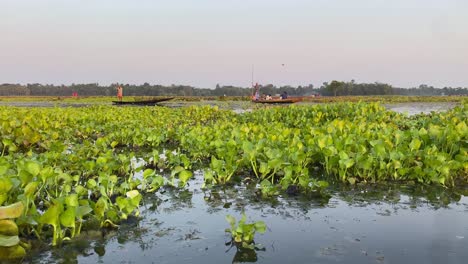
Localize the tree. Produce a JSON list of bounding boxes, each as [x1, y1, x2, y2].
[[327, 80, 344, 96]]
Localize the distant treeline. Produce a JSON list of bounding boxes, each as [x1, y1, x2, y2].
[[0, 81, 466, 97]]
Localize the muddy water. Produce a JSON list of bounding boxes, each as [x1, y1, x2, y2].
[[27, 173, 468, 264]]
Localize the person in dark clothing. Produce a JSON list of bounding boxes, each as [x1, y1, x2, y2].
[[280, 91, 288, 99]]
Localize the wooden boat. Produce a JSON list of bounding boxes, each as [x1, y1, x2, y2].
[[250, 83, 303, 104], [251, 97, 302, 104], [112, 97, 174, 106]]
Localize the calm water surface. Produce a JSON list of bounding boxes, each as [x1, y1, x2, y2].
[[383, 102, 457, 116]]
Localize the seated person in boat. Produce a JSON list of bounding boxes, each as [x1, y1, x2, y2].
[[265, 94, 272, 100], [280, 91, 288, 99]]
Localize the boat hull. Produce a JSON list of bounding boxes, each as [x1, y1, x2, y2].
[[251, 98, 302, 104], [112, 97, 174, 106]]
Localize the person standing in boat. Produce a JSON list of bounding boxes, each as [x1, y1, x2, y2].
[[252, 83, 260, 101], [117, 85, 123, 102]]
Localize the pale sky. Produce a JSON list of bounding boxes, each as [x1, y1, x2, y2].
[[1, 0, 467, 88]]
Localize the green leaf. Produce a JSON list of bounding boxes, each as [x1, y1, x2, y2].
[[0, 220, 18, 236], [0, 244, 26, 259], [18, 171, 33, 187], [339, 151, 349, 160], [60, 207, 76, 229], [260, 179, 272, 188], [150, 175, 165, 190], [94, 197, 107, 220], [259, 162, 269, 175], [171, 165, 185, 177], [96, 157, 107, 165], [317, 180, 329, 188], [242, 141, 254, 153], [439, 165, 450, 176], [39, 166, 55, 183], [116, 197, 129, 211], [39, 203, 60, 227], [1, 139, 12, 147], [344, 159, 355, 169], [456, 121, 467, 135], [254, 221, 266, 233], [75, 185, 87, 196], [317, 137, 327, 149], [242, 241, 255, 249], [0, 178, 13, 194], [210, 157, 223, 172], [428, 125, 441, 137], [323, 146, 337, 157], [126, 190, 140, 199], [65, 194, 79, 207], [0, 234, 20, 247], [374, 143, 386, 157], [143, 169, 154, 178], [75, 205, 93, 219], [225, 215, 236, 228], [240, 213, 247, 225], [25, 161, 41, 177], [24, 181, 39, 197], [110, 141, 119, 148], [87, 179, 97, 189], [268, 158, 282, 169], [409, 138, 421, 151], [0, 202, 24, 220], [204, 170, 214, 183], [178, 170, 193, 184]]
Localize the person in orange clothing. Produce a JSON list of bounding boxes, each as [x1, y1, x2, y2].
[[117, 85, 123, 102]]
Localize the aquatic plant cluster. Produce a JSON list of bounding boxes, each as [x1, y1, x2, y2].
[[0, 102, 466, 258], [0, 94, 465, 104]]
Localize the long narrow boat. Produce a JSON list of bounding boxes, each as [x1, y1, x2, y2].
[[112, 97, 174, 106], [251, 97, 302, 104]]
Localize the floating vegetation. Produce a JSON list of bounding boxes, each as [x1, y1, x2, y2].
[[225, 213, 266, 249], [0, 202, 26, 259], [0, 101, 466, 259]]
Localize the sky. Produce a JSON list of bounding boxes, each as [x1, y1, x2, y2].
[[1, 0, 467, 88]]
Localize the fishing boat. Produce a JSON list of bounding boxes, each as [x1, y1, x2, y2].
[[251, 97, 302, 104], [112, 97, 174, 106], [250, 83, 302, 104]]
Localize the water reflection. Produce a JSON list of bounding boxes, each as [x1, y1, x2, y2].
[[232, 248, 258, 263], [383, 102, 457, 116], [334, 183, 467, 209]]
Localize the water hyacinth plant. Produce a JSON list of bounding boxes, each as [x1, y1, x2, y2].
[[225, 213, 266, 249], [0, 101, 465, 258], [0, 202, 26, 259]]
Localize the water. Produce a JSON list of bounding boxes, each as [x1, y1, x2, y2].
[[383, 102, 457, 116]]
